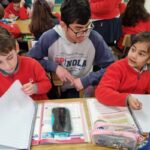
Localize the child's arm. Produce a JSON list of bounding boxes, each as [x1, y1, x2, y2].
[[3, 23, 20, 38], [4, 4, 15, 18], [22, 81, 37, 96], [19, 6, 29, 20], [95, 61, 129, 107], [31, 60, 52, 95], [22, 59, 51, 96]]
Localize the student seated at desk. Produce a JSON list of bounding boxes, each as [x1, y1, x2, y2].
[[29, 0, 59, 41], [0, 33, 52, 100], [27, 0, 114, 98], [117, 0, 150, 51], [95, 31, 150, 110], [0, 4, 20, 38], [4, 0, 29, 20]]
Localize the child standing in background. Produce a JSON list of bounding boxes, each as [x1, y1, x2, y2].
[[4, 0, 29, 20], [0, 33, 52, 100], [95, 31, 150, 110], [90, 0, 126, 45]]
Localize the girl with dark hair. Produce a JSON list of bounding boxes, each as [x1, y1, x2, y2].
[[29, 0, 59, 40], [117, 0, 150, 50]]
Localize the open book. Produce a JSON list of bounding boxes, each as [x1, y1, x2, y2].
[[32, 101, 89, 144], [86, 98, 137, 129], [87, 95, 150, 134], [0, 80, 37, 150]]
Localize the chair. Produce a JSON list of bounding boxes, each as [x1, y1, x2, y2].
[[27, 39, 37, 50], [122, 34, 132, 56], [51, 73, 84, 98]]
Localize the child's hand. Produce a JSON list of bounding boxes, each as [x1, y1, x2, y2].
[[73, 78, 83, 91], [56, 65, 74, 85], [22, 82, 37, 96], [128, 95, 142, 110]]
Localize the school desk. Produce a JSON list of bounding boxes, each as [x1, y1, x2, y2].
[[15, 19, 31, 34], [31, 98, 114, 150]]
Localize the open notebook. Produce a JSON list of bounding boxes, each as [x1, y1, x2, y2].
[[87, 95, 150, 134], [0, 80, 37, 150]]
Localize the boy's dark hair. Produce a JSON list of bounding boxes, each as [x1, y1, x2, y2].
[[0, 34, 16, 55], [12, 0, 21, 3], [0, 4, 4, 19], [132, 31, 150, 53], [60, 0, 91, 26]]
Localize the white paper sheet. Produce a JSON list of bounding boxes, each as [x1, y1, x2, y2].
[[0, 80, 36, 149], [130, 94, 150, 133]]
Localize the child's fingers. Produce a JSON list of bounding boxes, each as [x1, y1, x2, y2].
[[132, 99, 142, 110], [22, 83, 33, 95]]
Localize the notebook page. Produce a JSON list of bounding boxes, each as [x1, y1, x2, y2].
[[0, 80, 36, 149], [87, 98, 136, 128], [130, 94, 150, 133]]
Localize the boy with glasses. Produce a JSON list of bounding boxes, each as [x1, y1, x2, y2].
[[28, 0, 114, 98]]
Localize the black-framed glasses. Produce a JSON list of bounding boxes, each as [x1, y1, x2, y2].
[[68, 22, 94, 37]]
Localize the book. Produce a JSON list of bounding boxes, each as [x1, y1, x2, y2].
[[32, 101, 90, 144], [87, 95, 150, 134], [0, 80, 37, 150]]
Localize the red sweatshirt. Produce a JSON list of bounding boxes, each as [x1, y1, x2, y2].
[[90, 0, 126, 19], [95, 57, 150, 106], [4, 2, 28, 20], [0, 56, 52, 101], [0, 22, 20, 38], [117, 20, 150, 49]]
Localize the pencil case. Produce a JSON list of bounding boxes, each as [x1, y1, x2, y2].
[[91, 122, 139, 150]]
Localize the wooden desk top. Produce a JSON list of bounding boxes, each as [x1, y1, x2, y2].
[[31, 98, 115, 150], [15, 19, 31, 34]]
